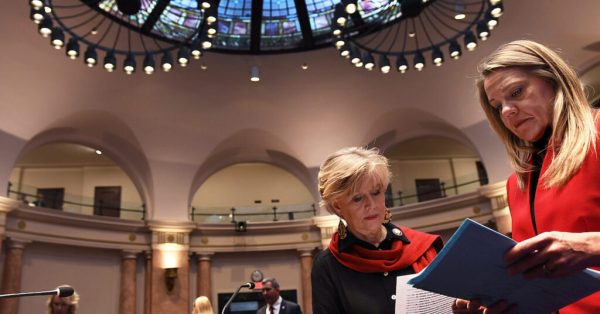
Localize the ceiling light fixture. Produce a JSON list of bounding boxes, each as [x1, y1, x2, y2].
[[332, 0, 504, 74], [28, 0, 220, 75], [250, 65, 260, 82]]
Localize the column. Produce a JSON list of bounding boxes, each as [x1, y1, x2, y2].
[[119, 251, 138, 314], [298, 249, 314, 314], [144, 251, 152, 314], [0, 239, 29, 314], [196, 253, 213, 299]]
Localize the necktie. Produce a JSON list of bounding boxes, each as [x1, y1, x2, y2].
[[269, 305, 275, 314]]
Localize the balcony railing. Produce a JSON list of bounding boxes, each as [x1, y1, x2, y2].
[[191, 203, 317, 224], [7, 184, 146, 220], [6, 177, 485, 223]]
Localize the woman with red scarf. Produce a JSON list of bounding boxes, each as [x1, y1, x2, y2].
[[311, 147, 443, 314]]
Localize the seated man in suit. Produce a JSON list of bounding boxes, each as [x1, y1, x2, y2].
[[257, 277, 302, 314]]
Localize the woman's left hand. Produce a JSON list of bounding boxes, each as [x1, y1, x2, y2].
[[504, 231, 600, 279]]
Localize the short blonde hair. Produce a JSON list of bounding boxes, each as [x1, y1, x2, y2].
[[477, 40, 596, 189], [192, 296, 213, 314], [318, 147, 390, 214], [47, 286, 80, 314]]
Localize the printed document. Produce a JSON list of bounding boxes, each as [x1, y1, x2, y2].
[[395, 273, 454, 314]]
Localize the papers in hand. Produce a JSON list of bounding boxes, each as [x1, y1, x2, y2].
[[407, 219, 600, 313], [395, 273, 454, 314]]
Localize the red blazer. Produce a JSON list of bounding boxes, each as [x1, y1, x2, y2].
[[506, 123, 600, 314]]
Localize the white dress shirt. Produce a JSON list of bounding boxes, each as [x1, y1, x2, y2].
[[268, 296, 283, 314]]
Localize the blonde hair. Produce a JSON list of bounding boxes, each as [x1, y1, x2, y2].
[[318, 147, 391, 214], [192, 296, 214, 314], [477, 40, 596, 190], [46, 286, 80, 314]]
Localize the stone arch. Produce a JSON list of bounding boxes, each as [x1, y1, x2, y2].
[[189, 128, 319, 206], [362, 107, 479, 154], [13, 110, 154, 217]]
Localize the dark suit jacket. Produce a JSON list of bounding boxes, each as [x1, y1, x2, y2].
[[257, 299, 302, 314]]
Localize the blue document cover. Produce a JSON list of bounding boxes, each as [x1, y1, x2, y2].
[[407, 219, 600, 313]]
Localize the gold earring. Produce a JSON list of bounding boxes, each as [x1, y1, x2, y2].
[[338, 220, 347, 239], [384, 208, 392, 224]]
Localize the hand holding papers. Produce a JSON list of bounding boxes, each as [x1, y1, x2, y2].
[[407, 219, 600, 313]]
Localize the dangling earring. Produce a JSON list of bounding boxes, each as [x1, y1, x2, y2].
[[384, 208, 392, 224], [338, 220, 347, 239]]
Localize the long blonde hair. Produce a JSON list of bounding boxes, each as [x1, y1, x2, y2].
[[477, 40, 596, 189], [192, 296, 214, 314], [318, 147, 390, 214]]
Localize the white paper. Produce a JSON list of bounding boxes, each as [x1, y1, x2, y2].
[[395, 273, 454, 314]]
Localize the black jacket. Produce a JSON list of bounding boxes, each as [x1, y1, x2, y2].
[[257, 299, 302, 314]]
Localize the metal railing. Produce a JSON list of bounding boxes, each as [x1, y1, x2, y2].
[[7, 185, 146, 220], [191, 203, 317, 223]]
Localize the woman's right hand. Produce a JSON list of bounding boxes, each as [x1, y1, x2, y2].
[[452, 299, 517, 314]]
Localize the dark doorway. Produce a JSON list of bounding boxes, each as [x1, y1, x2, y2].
[[415, 178, 443, 202], [384, 183, 394, 207], [36, 188, 64, 210], [476, 161, 489, 185], [94, 186, 121, 217]]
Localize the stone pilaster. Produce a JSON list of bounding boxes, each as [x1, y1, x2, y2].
[[196, 253, 213, 300], [144, 251, 152, 314], [298, 249, 313, 314], [119, 250, 138, 314], [0, 239, 30, 314]]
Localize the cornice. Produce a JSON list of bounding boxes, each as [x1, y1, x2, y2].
[[390, 191, 488, 219], [146, 220, 196, 233], [0, 196, 20, 213], [8, 205, 148, 232]]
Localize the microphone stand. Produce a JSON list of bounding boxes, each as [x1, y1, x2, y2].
[[221, 283, 254, 314]]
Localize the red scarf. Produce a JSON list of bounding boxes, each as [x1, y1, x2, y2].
[[328, 226, 442, 273]]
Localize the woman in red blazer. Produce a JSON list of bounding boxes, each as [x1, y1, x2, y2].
[[453, 40, 600, 314]]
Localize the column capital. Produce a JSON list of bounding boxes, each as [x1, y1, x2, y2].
[[197, 253, 214, 261], [7, 238, 31, 250], [312, 215, 339, 248], [479, 180, 512, 235], [0, 196, 20, 214], [122, 250, 140, 259], [297, 248, 314, 257], [478, 180, 508, 198]]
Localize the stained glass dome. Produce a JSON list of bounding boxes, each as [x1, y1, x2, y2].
[[74, 0, 402, 54]]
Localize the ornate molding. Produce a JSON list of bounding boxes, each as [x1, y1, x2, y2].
[[0, 196, 20, 213]]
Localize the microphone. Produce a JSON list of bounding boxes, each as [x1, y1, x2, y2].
[[221, 282, 256, 314], [0, 285, 75, 299], [240, 282, 255, 289]]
